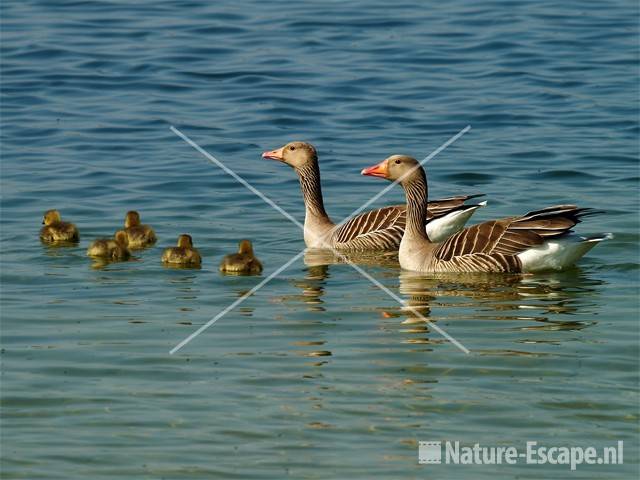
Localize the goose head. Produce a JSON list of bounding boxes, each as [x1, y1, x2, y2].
[[42, 209, 62, 225], [361, 155, 425, 184], [262, 141, 317, 170], [125, 210, 141, 228], [177, 234, 194, 248]]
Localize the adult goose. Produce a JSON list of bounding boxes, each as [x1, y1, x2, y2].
[[362, 155, 611, 273], [262, 142, 485, 250]]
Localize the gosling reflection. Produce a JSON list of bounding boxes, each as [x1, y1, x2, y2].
[[161, 272, 202, 321], [42, 240, 82, 267], [42, 240, 80, 252], [89, 254, 139, 270]]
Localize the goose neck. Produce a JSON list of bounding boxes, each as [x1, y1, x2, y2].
[[403, 176, 430, 242], [297, 162, 330, 222]]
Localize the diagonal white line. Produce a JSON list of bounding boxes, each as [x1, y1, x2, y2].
[[170, 249, 306, 355], [170, 126, 303, 230], [337, 125, 471, 229], [169, 126, 471, 354], [331, 256, 470, 353]]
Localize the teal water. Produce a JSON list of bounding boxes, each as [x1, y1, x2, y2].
[[1, 0, 639, 478]]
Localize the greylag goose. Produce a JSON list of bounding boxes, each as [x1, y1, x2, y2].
[[40, 210, 79, 243], [123, 211, 157, 248], [162, 234, 202, 266], [362, 155, 611, 273], [219, 240, 263, 274], [87, 230, 131, 261], [262, 142, 485, 250]]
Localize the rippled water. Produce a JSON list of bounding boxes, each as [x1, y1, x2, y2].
[[1, 0, 639, 478]]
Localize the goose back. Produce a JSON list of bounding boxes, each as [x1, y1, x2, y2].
[[428, 205, 597, 272]]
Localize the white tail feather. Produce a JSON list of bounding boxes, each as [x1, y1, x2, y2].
[[518, 233, 612, 273], [426, 203, 485, 243]]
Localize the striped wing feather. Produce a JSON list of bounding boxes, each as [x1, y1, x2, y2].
[[332, 195, 484, 250], [435, 205, 595, 262], [333, 206, 406, 250]]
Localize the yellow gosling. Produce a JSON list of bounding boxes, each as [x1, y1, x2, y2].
[[86, 230, 131, 261], [123, 210, 156, 248], [161, 234, 202, 266], [40, 210, 79, 243], [219, 240, 263, 274]]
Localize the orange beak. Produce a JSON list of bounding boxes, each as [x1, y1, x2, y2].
[[361, 160, 389, 179], [262, 146, 285, 161]]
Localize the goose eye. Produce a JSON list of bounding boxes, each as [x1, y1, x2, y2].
[[394, 159, 401, 165], [289, 146, 296, 151]]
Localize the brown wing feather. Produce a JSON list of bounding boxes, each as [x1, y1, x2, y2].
[[333, 206, 406, 250], [434, 205, 592, 263], [435, 220, 513, 260], [332, 195, 484, 250]]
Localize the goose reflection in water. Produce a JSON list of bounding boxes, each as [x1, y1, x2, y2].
[[281, 248, 604, 355], [292, 265, 329, 312], [278, 249, 333, 312], [295, 248, 403, 310], [390, 269, 604, 352]]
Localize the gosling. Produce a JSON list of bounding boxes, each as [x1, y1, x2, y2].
[[123, 210, 156, 248], [40, 210, 79, 243], [219, 240, 263, 274], [161, 234, 202, 267], [86, 230, 131, 261]]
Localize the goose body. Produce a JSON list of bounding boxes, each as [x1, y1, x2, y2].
[[262, 142, 484, 251], [362, 155, 610, 273], [219, 240, 263, 274], [87, 230, 131, 261], [40, 210, 79, 243], [123, 211, 156, 248], [162, 234, 202, 266]]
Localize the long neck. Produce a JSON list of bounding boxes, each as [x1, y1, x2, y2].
[[296, 162, 331, 223], [402, 173, 430, 242]]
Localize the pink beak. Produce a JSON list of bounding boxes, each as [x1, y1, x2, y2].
[[361, 160, 389, 178], [262, 147, 285, 161]]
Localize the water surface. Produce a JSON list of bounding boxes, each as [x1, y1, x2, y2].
[[1, 0, 638, 478]]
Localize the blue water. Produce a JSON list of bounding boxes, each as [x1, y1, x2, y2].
[[1, 0, 638, 478]]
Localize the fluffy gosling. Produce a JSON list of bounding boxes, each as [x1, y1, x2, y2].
[[219, 240, 263, 274], [123, 210, 156, 248], [86, 230, 131, 261], [40, 210, 79, 243], [162, 234, 202, 267]]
